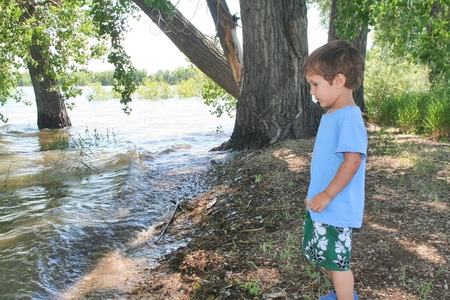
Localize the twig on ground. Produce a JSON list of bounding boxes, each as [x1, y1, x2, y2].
[[155, 201, 180, 243]]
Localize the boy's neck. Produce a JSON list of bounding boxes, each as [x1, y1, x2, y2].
[[327, 96, 356, 114]]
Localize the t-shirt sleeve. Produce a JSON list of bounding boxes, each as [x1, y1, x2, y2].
[[335, 120, 367, 158]]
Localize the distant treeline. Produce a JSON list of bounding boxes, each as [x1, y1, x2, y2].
[[18, 67, 199, 86], [17, 66, 234, 118]]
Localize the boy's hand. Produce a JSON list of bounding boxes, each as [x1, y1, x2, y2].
[[307, 191, 333, 213]]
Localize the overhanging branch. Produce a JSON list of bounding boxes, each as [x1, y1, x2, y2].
[[132, 0, 239, 98]]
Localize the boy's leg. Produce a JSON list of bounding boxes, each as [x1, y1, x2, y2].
[[329, 269, 355, 300], [302, 214, 357, 299]]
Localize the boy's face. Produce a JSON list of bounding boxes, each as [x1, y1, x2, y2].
[[305, 73, 338, 108]]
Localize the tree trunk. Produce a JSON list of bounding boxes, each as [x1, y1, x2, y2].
[[328, 0, 368, 114], [351, 30, 368, 115], [427, 1, 445, 84], [137, 0, 321, 150], [28, 33, 72, 129], [225, 0, 321, 150], [132, 0, 239, 98], [328, 0, 338, 42]]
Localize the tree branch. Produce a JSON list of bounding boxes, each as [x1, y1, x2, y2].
[[132, 0, 239, 98]]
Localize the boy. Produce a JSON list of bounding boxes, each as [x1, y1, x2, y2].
[[302, 40, 367, 300]]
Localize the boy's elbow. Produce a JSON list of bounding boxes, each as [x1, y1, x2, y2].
[[354, 154, 363, 165], [352, 155, 363, 168], [353, 158, 362, 170]]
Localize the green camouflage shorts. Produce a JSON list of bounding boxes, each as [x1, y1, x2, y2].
[[302, 211, 353, 271]]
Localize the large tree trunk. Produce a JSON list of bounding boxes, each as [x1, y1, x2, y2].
[[225, 0, 321, 150], [328, 0, 368, 114], [132, 0, 239, 98], [137, 0, 320, 150], [28, 33, 72, 129], [351, 31, 368, 115]]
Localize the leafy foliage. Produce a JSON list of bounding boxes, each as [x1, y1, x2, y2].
[[0, 0, 143, 120], [373, 0, 449, 83], [87, 83, 111, 101], [136, 77, 174, 99], [364, 49, 429, 102], [90, 0, 140, 113], [177, 78, 201, 98], [150, 66, 200, 86], [312, 0, 448, 85], [143, 0, 175, 18], [202, 78, 236, 118], [333, 0, 374, 41], [0, 2, 33, 122], [365, 50, 450, 140]]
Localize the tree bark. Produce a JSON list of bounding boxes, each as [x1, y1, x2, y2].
[[351, 30, 368, 114], [28, 33, 72, 130], [132, 0, 239, 98], [328, 0, 338, 42], [225, 0, 321, 150], [328, 0, 368, 114], [427, 1, 445, 84]]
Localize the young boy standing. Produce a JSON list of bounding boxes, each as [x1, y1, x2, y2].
[[302, 40, 367, 300]]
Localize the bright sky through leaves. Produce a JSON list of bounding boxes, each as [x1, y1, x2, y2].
[[89, 1, 327, 73]]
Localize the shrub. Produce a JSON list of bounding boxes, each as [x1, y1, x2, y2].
[[365, 50, 449, 140], [176, 78, 201, 98], [365, 49, 428, 123], [87, 82, 109, 101], [136, 78, 174, 100]]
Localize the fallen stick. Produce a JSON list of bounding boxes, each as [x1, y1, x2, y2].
[[155, 201, 180, 243]]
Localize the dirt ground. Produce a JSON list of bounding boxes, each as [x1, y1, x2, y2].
[[128, 125, 449, 300]]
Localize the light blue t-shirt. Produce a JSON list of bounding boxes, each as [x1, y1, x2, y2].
[[307, 106, 367, 228]]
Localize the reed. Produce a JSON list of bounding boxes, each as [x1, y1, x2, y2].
[[424, 83, 450, 140], [395, 91, 427, 134], [366, 85, 450, 141]]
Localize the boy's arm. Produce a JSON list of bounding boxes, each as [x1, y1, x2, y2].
[[307, 152, 362, 213]]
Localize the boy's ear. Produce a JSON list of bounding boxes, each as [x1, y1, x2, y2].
[[333, 73, 346, 87]]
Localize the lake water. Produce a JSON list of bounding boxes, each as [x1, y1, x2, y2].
[[0, 87, 234, 299]]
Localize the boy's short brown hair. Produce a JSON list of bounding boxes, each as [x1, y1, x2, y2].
[[303, 40, 365, 91]]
